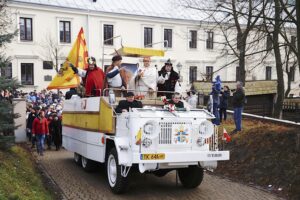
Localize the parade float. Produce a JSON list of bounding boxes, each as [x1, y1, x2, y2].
[[48, 28, 230, 194]]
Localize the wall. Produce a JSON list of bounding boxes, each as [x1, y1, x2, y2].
[[5, 2, 299, 95], [13, 98, 27, 143]]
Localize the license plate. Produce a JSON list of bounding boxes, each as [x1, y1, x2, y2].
[[140, 153, 165, 160]]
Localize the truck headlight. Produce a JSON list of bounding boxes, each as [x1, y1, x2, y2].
[[143, 120, 159, 139], [142, 138, 152, 148], [196, 137, 205, 147], [199, 120, 214, 139]]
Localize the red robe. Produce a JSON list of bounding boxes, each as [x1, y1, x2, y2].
[[84, 67, 105, 96]]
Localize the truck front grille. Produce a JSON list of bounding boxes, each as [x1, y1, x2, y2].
[[158, 122, 192, 145]]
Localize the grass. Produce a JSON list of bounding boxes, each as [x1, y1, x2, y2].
[[0, 145, 54, 200], [215, 118, 300, 198]]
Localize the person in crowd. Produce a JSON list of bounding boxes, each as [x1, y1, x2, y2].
[[210, 75, 222, 125], [219, 86, 230, 123], [46, 114, 53, 150], [49, 113, 62, 151], [32, 110, 49, 156], [26, 106, 36, 142], [65, 88, 77, 100], [232, 81, 245, 134], [105, 55, 126, 97], [115, 92, 143, 113], [70, 57, 105, 97], [157, 59, 179, 99], [186, 90, 198, 109], [166, 92, 184, 108], [136, 57, 157, 97]]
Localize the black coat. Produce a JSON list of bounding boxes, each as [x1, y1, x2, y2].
[[115, 100, 143, 113], [157, 68, 179, 99], [49, 119, 62, 146], [232, 88, 245, 108], [167, 100, 184, 108], [26, 112, 36, 129], [220, 90, 230, 109]]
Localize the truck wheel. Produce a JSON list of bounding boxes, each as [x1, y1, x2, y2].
[[74, 153, 81, 166], [81, 156, 97, 172], [107, 148, 129, 194], [178, 166, 204, 188]]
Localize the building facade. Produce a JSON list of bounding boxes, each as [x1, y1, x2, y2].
[[3, 0, 300, 96]]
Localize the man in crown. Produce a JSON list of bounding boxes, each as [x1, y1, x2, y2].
[[70, 57, 105, 97]]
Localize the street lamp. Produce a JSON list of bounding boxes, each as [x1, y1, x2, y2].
[[176, 62, 183, 82]]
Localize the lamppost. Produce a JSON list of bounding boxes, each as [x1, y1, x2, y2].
[[176, 62, 183, 82]]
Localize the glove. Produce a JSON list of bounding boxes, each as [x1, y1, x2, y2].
[[70, 63, 78, 74]]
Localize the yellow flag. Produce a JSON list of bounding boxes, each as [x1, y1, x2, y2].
[[47, 27, 88, 90], [135, 128, 142, 145]]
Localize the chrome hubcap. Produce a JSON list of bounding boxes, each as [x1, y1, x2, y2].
[[107, 154, 117, 187]]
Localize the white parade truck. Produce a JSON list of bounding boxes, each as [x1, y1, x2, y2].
[[62, 94, 230, 194]]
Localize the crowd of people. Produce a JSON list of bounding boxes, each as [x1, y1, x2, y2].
[[26, 90, 64, 156]]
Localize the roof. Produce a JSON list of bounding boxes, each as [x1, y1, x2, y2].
[[193, 80, 277, 96], [113, 47, 165, 57], [10, 0, 215, 22]]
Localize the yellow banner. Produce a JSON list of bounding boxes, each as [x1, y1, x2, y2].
[[47, 27, 88, 90]]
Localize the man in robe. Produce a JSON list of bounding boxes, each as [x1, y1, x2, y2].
[[157, 59, 179, 99], [70, 57, 105, 97], [136, 57, 157, 98]]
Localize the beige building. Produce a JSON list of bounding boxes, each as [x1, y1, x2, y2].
[[2, 0, 299, 96]]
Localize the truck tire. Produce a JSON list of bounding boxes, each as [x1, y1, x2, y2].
[[178, 166, 204, 188], [74, 153, 81, 166], [81, 156, 97, 172], [106, 148, 129, 194]]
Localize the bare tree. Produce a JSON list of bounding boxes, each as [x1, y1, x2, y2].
[[178, 0, 268, 83], [39, 33, 65, 73]]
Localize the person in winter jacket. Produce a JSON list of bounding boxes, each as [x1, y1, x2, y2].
[[219, 86, 230, 122], [232, 82, 245, 134], [32, 110, 49, 156], [49, 113, 62, 151]]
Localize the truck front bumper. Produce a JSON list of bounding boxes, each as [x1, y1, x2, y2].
[[132, 150, 230, 164]]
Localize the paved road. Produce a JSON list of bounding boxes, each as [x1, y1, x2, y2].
[[37, 149, 283, 200]]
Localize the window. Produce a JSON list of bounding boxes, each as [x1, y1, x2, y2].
[[189, 30, 197, 49], [144, 27, 153, 47], [0, 62, 12, 79], [104, 24, 114, 45], [236, 66, 240, 81], [189, 66, 197, 83], [266, 66, 272, 80], [291, 35, 296, 49], [206, 66, 213, 81], [164, 29, 172, 48], [266, 35, 273, 51], [21, 63, 34, 85], [290, 67, 295, 81], [59, 21, 71, 43], [20, 17, 32, 41], [43, 61, 53, 70], [206, 31, 214, 49]]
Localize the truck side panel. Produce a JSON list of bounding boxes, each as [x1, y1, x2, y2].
[[63, 126, 106, 163]]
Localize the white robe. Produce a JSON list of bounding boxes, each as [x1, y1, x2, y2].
[[135, 66, 157, 96]]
